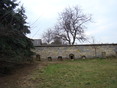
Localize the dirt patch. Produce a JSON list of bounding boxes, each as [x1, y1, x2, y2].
[[0, 61, 44, 88], [0, 61, 62, 88]]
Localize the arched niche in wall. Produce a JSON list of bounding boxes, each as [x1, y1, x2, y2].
[[81, 55, 86, 59], [58, 56, 63, 61], [36, 54, 41, 61], [69, 54, 75, 59], [48, 57, 52, 61]]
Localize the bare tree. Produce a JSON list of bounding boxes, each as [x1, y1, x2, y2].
[[55, 6, 92, 45], [42, 27, 65, 45], [42, 29, 53, 44]]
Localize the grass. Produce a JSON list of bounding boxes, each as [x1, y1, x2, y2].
[[31, 58, 117, 88], [0, 58, 117, 88]]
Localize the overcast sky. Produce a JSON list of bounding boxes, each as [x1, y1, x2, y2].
[[20, 0, 117, 44]]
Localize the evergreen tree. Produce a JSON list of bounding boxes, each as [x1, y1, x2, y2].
[[0, 0, 34, 62]]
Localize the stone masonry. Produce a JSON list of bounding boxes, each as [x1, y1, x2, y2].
[[34, 44, 117, 60]]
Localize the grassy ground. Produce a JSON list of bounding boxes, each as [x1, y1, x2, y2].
[[0, 58, 117, 88]]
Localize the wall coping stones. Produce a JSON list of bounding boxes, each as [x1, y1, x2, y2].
[[35, 43, 117, 47]]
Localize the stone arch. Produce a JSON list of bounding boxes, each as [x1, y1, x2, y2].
[[36, 54, 41, 61], [81, 55, 86, 59], [69, 54, 75, 59], [48, 57, 52, 61], [58, 56, 63, 61]]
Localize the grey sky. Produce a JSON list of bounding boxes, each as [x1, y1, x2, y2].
[[20, 0, 117, 44]]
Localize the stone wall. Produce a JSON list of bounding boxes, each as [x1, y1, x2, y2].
[[34, 44, 117, 60]]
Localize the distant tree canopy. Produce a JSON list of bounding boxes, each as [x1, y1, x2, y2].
[[42, 6, 91, 45], [42, 28, 63, 45], [42, 29, 53, 44], [0, 0, 34, 62], [51, 36, 62, 45]]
